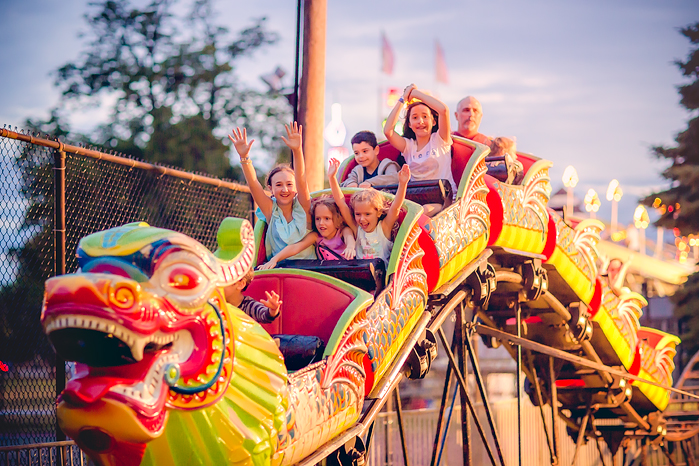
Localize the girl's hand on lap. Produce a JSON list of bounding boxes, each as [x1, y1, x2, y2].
[[257, 259, 277, 270], [342, 245, 356, 260], [228, 127, 254, 158], [398, 164, 411, 185], [281, 122, 303, 151], [358, 182, 371, 188], [346, 182, 358, 188]]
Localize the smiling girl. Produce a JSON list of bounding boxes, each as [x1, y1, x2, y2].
[[229, 123, 315, 262], [384, 84, 455, 216], [328, 158, 410, 264], [257, 196, 357, 269]]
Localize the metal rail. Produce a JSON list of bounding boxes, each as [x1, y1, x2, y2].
[[475, 324, 699, 402], [0, 128, 250, 193]]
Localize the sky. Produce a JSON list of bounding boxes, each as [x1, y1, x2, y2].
[[0, 0, 697, 228]]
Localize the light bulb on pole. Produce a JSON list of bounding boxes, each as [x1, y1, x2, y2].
[[606, 179, 623, 234], [634, 205, 649, 255], [584, 189, 600, 219], [562, 166, 578, 217], [652, 198, 664, 258]]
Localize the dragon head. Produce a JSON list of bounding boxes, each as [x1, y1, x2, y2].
[[41, 218, 255, 465]]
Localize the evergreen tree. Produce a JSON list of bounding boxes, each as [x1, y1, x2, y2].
[[642, 23, 699, 359]]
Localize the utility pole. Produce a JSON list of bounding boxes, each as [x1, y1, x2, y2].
[[298, 0, 326, 192]]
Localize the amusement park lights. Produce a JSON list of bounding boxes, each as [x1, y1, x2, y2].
[[562, 166, 579, 188], [562, 166, 578, 215], [633, 205, 649, 230], [606, 180, 623, 234], [634, 205, 649, 255], [584, 189, 600, 219], [606, 180, 623, 202]]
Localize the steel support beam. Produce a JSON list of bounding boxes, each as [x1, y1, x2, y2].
[[437, 327, 499, 466]]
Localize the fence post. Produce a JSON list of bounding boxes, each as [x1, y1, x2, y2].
[[54, 149, 67, 441]]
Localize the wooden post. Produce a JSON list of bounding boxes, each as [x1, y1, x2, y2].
[[298, 0, 326, 192]]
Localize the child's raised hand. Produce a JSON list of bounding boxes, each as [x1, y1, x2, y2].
[[398, 164, 411, 185], [281, 122, 303, 151], [260, 290, 282, 317], [328, 158, 341, 178], [402, 83, 416, 101], [228, 127, 255, 159]]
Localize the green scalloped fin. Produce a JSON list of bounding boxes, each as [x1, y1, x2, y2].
[[214, 217, 247, 261]]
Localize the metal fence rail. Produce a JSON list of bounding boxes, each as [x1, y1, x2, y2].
[[368, 398, 698, 466], [0, 441, 88, 466], [0, 126, 253, 447]]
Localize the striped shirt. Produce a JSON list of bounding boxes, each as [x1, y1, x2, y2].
[[239, 296, 278, 324]]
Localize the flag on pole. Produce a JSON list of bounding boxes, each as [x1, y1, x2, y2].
[[381, 32, 394, 75], [435, 40, 448, 84]]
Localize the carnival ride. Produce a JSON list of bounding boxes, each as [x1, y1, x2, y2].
[[39, 136, 698, 466]]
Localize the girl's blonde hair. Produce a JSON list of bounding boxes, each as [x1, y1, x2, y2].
[[490, 137, 516, 157], [310, 196, 344, 233], [349, 188, 388, 217]]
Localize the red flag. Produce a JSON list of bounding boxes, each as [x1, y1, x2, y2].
[[381, 32, 394, 75], [435, 40, 448, 84]]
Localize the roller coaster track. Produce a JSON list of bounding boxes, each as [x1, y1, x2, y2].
[[300, 249, 699, 466]]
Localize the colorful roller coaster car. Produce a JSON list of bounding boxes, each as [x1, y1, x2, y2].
[[42, 135, 682, 466]]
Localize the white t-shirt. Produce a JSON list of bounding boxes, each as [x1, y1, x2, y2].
[[402, 132, 457, 196]]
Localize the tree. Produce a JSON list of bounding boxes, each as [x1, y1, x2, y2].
[[1, 0, 291, 367], [642, 23, 699, 359], [54, 0, 291, 178]]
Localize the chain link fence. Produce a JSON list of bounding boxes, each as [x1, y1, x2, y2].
[[0, 126, 253, 447]]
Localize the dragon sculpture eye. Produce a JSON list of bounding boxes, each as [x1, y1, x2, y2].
[[164, 266, 206, 292]]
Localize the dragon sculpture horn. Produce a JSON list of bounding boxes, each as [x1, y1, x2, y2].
[[213, 217, 256, 286]]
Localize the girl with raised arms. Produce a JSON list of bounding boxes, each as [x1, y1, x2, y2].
[[384, 83, 456, 216], [229, 123, 315, 263], [328, 158, 411, 265]]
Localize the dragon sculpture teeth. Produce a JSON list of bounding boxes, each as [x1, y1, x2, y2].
[[44, 315, 188, 362]]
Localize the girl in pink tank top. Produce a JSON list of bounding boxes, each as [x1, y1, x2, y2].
[[258, 196, 356, 269]]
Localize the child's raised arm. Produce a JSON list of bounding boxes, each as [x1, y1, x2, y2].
[[382, 164, 410, 239], [383, 84, 415, 152], [281, 122, 311, 217], [257, 231, 319, 270], [229, 127, 274, 221], [409, 88, 452, 144], [328, 158, 357, 234]]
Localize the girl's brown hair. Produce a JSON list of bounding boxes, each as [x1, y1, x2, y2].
[[349, 188, 388, 218], [265, 164, 295, 187], [310, 196, 344, 234], [402, 101, 439, 140]]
